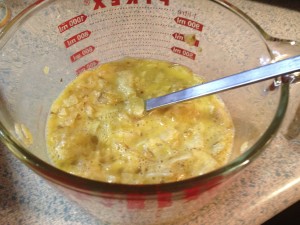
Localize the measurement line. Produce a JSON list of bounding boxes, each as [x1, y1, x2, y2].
[[98, 44, 170, 53], [93, 31, 170, 40], [103, 52, 171, 61], [94, 38, 170, 46], [90, 6, 174, 17], [91, 14, 172, 23], [92, 22, 175, 31]]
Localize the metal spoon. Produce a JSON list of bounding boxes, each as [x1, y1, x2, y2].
[[145, 55, 300, 111]]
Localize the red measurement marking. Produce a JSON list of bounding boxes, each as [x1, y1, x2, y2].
[[171, 46, 196, 60], [64, 30, 91, 48], [172, 33, 199, 47], [184, 187, 201, 201], [174, 17, 203, 32], [70, 45, 95, 62], [76, 60, 99, 75], [172, 32, 184, 41], [58, 14, 88, 33], [157, 192, 172, 208], [127, 194, 145, 209]]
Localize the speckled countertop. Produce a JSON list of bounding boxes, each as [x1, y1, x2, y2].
[[0, 0, 300, 225]]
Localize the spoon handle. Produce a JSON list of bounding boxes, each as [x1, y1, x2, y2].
[[145, 55, 300, 111]]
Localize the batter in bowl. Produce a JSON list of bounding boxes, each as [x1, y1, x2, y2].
[[46, 58, 234, 184]]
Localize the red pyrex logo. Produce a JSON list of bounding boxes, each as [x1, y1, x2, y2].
[[93, 0, 170, 10]]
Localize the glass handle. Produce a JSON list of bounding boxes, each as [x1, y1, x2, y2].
[[215, 1, 300, 60], [265, 36, 300, 62], [264, 37, 300, 89]]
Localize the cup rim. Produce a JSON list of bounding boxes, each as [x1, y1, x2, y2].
[[0, 0, 290, 196]]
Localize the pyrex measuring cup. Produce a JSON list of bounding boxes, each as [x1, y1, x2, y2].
[[0, 0, 299, 224]]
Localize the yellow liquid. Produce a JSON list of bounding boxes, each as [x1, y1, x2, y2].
[[46, 58, 234, 184]]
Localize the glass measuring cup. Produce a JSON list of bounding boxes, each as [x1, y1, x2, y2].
[[0, 0, 299, 224]]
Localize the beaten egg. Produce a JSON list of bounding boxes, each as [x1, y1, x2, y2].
[[46, 58, 234, 184]]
